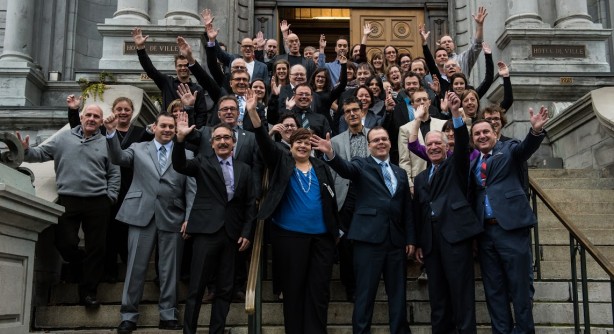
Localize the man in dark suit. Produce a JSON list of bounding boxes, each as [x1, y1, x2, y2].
[[173, 119, 256, 334], [106, 112, 196, 334], [313, 126, 415, 334], [413, 92, 482, 334], [289, 83, 332, 140], [470, 106, 549, 334]]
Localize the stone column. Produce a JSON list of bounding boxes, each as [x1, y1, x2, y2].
[[110, 0, 150, 24], [554, 0, 594, 28], [0, 0, 36, 64], [164, 0, 200, 24], [505, 0, 546, 27]]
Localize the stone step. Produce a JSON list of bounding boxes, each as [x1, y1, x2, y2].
[[539, 245, 614, 262], [538, 228, 614, 245], [531, 177, 614, 189], [536, 213, 614, 229], [33, 325, 614, 334], [536, 189, 614, 202], [34, 300, 614, 329], [529, 169, 604, 179], [50, 280, 592, 305], [537, 201, 614, 215], [539, 260, 612, 280]]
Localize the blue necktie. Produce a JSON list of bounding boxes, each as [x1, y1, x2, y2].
[[380, 162, 394, 195], [159, 145, 167, 171]]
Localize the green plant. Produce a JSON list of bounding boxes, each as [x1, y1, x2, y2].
[[77, 72, 116, 102]]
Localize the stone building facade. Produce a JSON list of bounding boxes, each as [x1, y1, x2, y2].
[[0, 0, 612, 169]]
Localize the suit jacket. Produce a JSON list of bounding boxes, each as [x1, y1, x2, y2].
[[325, 154, 415, 247], [253, 125, 339, 238], [186, 126, 264, 197], [171, 142, 256, 240], [107, 136, 196, 232], [469, 130, 546, 231], [398, 117, 447, 186], [330, 127, 370, 210], [413, 123, 482, 255]]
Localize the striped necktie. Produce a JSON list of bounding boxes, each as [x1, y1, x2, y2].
[[159, 145, 167, 171]]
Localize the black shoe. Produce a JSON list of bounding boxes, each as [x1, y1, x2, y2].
[[117, 320, 136, 334], [158, 319, 182, 330], [80, 295, 100, 310]]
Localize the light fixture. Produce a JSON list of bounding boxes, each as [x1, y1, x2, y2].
[[312, 16, 350, 20]]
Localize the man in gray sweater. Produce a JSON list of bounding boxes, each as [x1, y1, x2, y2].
[[18, 104, 120, 309]]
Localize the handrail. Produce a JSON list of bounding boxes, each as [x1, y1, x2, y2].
[[245, 218, 264, 314], [529, 175, 614, 334], [529, 176, 614, 278]]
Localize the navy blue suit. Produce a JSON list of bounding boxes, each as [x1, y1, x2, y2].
[[326, 154, 414, 334], [470, 130, 546, 334], [413, 122, 481, 333]]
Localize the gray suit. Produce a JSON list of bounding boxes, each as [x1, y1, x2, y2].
[[330, 127, 370, 210], [107, 135, 196, 323]]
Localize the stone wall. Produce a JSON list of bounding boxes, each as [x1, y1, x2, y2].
[[0, 0, 6, 55], [74, 0, 115, 72]]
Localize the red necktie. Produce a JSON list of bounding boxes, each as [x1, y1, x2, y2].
[[480, 154, 490, 186]]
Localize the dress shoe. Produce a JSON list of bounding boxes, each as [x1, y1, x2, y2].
[[233, 290, 246, 302], [158, 319, 182, 330], [202, 292, 215, 303], [80, 295, 100, 310], [117, 320, 137, 334]]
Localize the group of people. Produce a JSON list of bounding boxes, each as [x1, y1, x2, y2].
[[17, 5, 550, 334]]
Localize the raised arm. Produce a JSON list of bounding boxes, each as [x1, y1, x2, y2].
[[67, 94, 81, 128], [498, 61, 514, 111], [475, 42, 494, 98], [172, 112, 199, 176], [178, 36, 222, 104], [104, 113, 135, 167], [132, 27, 167, 87], [419, 24, 442, 80], [280, 20, 291, 54]]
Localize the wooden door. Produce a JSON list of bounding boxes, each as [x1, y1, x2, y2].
[[350, 9, 425, 62]]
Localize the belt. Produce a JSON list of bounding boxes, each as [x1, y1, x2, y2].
[[484, 218, 498, 225]]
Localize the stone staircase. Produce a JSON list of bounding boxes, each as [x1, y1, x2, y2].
[[32, 169, 614, 333]]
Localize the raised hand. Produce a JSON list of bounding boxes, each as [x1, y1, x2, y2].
[[472, 6, 488, 25], [103, 113, 118, 133], [414, 104, 426, 121], [15, 131, 30, 150], [268, 123, 285, 136], [206, 23, 219, 42], [440, 91, 449, 112], [482, 42, 492, 55], [319, 34, 326, 50], [271, 76, 281, 96], [254, 31, 266, 50], [339, 54, 347, 65], [285, 96, 296, 110], [175, 111, 195, 142], [385, 88, 396, 111], [497, 61, 510, 78], [177, 83, 197, 107], [529, 106, 549, 132], [131, 27, 148, 49], [363, 22, 373, 36], [419, 23, 430, 45], [66, 94, 82, 109], [200, 9, 214, 26], [309, 133, 333, 157], [280, 20, 290, 33], [177, 36, 194, 62], [428, 74, 441, 95], [447, 91, 462, 118]]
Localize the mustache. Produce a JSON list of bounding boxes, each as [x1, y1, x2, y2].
[[217, 143, 230, 149]]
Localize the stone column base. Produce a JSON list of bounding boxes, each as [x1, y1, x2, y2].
[[0, 63, 46, 106]]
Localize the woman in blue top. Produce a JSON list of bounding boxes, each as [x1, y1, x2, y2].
[[244, 89, 339, 334]]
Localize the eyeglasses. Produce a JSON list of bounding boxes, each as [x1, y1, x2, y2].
[[400, 60, 412, 64], [232, 77, 249, 82], [295, 92, 311, 97], [344, 107, 361, 114], [219, 106, 238, 112], [213, 135, 234, 142], [232, 65, 247, 70], [485, 117, 501, 122], [291, 73, 306, 77], [282, 123, 298, 129], [444, 64, 459, 69]]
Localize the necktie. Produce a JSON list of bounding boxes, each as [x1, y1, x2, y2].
[[237, 96, 246, 126], [429, 164, 439, 183], [380, 162, 394, 195], [301, 112, 310, 129], [220, 160, 234, 201], [159, 145, 167, 171], [480, 154, 490, 186]]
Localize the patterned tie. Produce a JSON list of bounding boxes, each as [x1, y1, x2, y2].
[[159, 145, 167, 171], [237, 95, 246, 125], [480, 154, 490, 186], [220, 160, 234, 201], [301, 112, 310, 129], [380, 162, 394, 195]]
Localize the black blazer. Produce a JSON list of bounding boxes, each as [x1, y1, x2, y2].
[[172, 142, 256, 240], [413, 122, 482, 255], [325, 154, 415, 248], [253, 125, 339, 238]]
